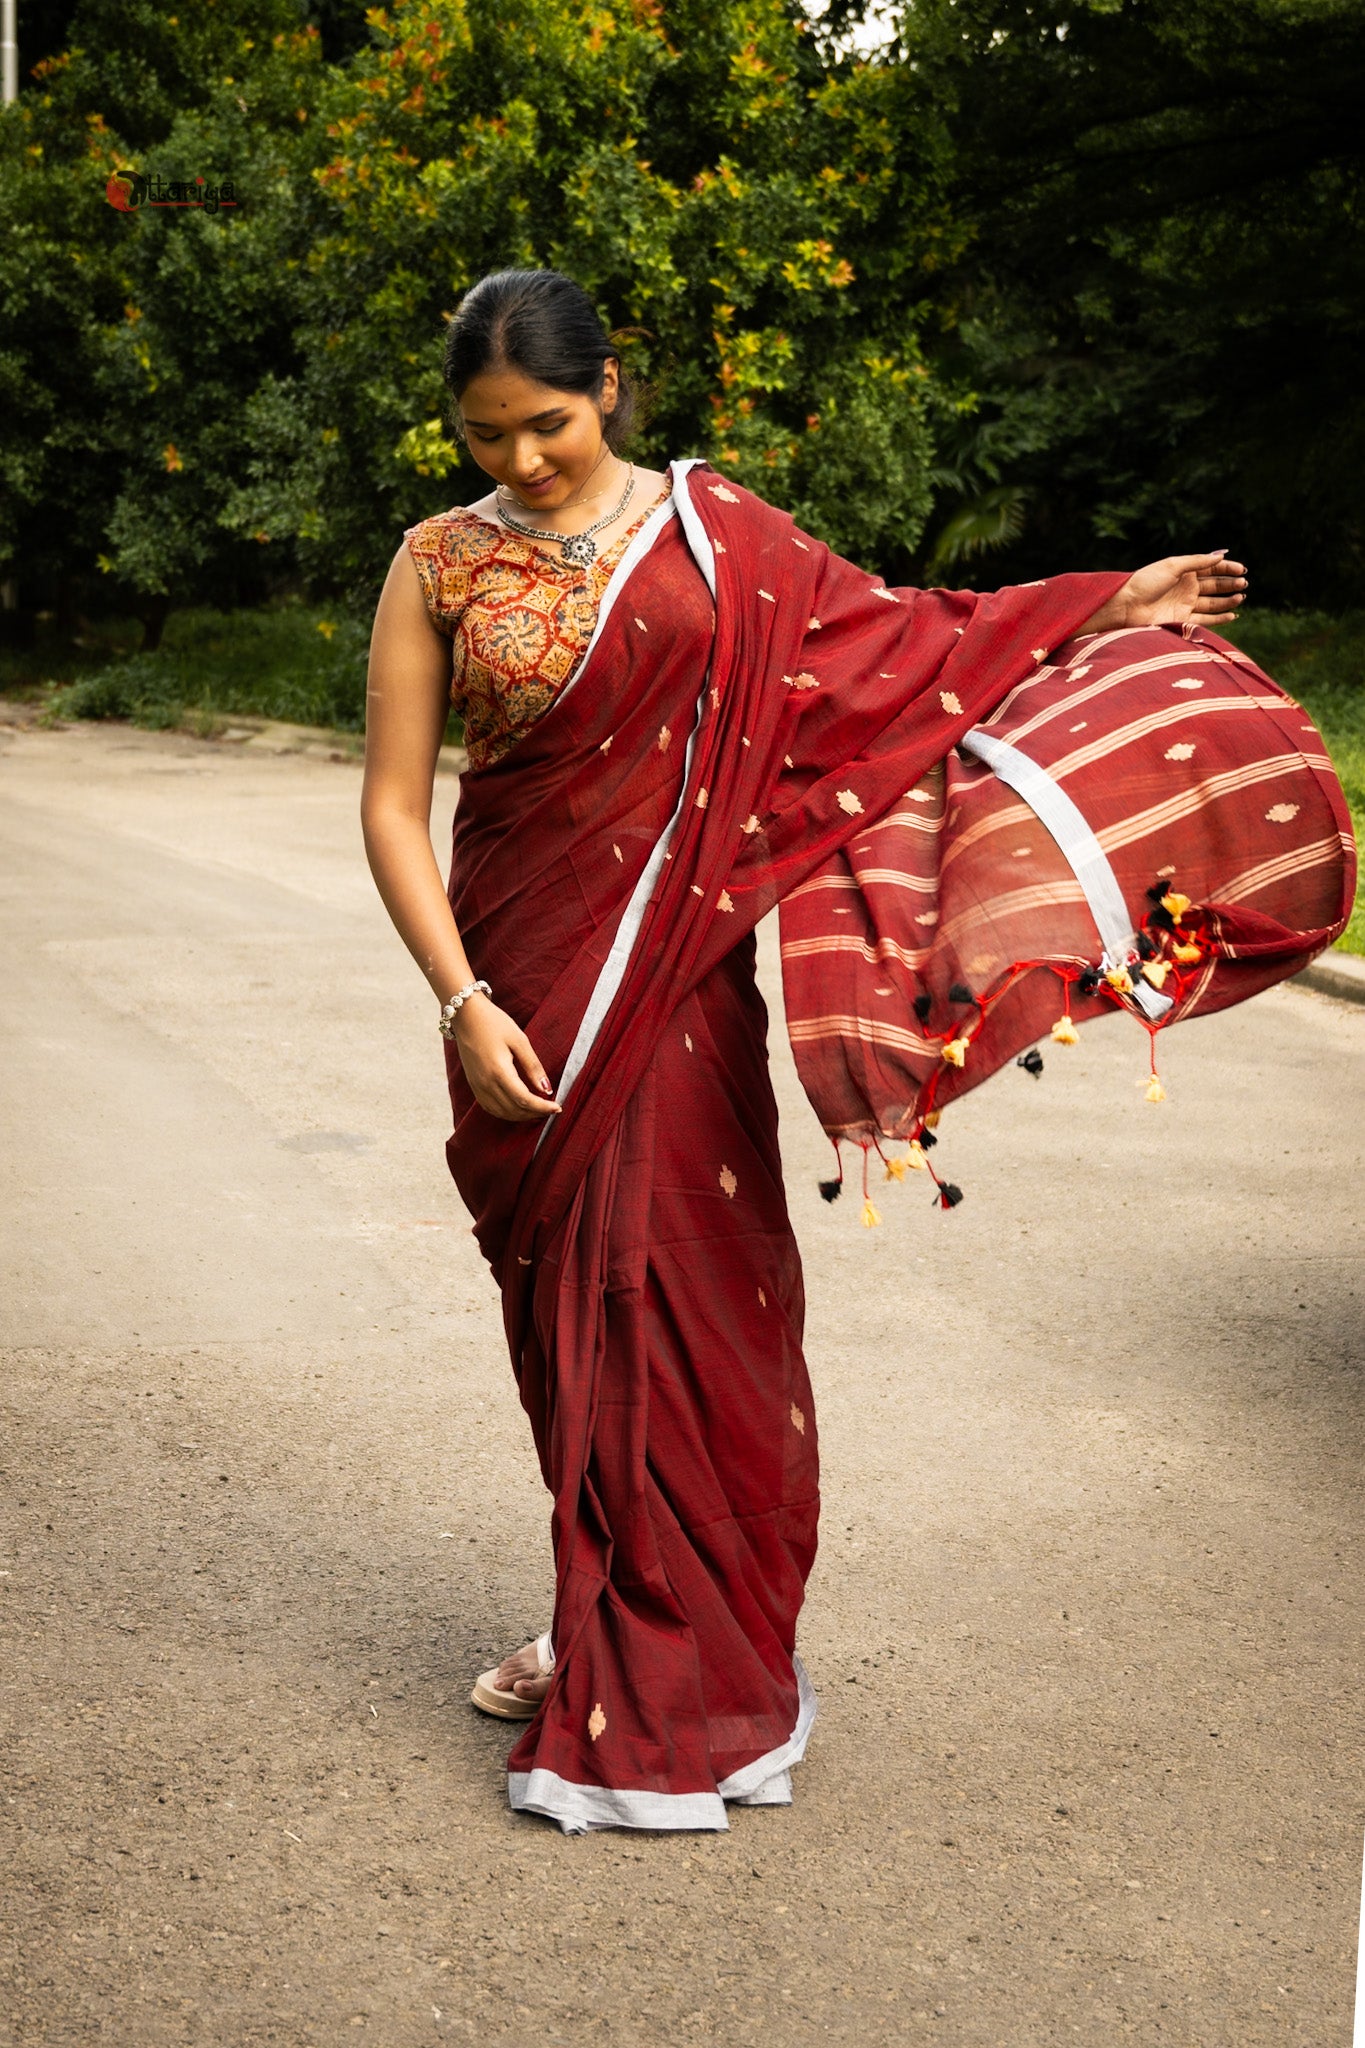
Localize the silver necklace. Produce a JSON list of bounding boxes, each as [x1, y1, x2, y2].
[[496, 465, 636, 569]]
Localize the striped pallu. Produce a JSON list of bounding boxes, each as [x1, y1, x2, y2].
[[779, 623, 1355, 1161]]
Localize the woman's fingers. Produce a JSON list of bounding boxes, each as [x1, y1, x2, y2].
[[453, 1002, 561, 1121], [485, 1046, 560, 1119], [510, 1029, 557, 1103]]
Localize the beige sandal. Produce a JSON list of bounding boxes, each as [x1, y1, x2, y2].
[[470, 1629, 555, 1720]]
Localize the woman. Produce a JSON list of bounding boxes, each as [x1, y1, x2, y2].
[[361, 267, 1259, 1835]]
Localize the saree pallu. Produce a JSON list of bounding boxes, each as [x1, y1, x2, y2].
[[442, 461, 1352, 1832]]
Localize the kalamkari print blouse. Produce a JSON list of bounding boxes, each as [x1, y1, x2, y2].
[[404, 498, 665, 771]]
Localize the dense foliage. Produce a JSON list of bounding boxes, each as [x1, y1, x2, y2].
[[1, 0, 1360, 641]]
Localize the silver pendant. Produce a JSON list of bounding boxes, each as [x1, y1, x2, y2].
[[560, 531, 597, 569]]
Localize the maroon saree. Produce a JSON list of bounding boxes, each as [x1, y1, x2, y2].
[[441, 460, 1351, 1831]]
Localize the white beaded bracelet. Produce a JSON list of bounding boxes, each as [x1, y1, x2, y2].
[[437, 979, 491, 1039]]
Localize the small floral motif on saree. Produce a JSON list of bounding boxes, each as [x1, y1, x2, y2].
[[612, 843, 623, 862], [719, 1165, 738, 1198], [1266, 803, 1300, 823], [836, 789, 864, 815], [871, 586, 900, 603], [658, 725, 672, 750], [599, 735, 613, 752], [1031, 648, 1048, 662], [717, 890, 734, 913], [758, 589, 776, 603], [792, 538, 810, 552], [939, 690, 963, 715], [790, 1404, 806, 1435], [1165, 741, 1196, 760], [707, 482, 739, 503], [695, 787, 709, 808], [588, 1703, 607, 1743], [787, 672, 819, 690], [808, 617, 821, 630], [635, 616, 648, 631], [684, 1033, 694, 1052], [742, 814, 761, 834], [1172, 678, 1204, 690], [758, 1287, 767, 1307]]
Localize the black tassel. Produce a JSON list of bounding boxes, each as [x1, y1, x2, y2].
[[913, 993, 932, 1021], [938, 1182, 964, 1209], [1016, 1047, 1044, 1078], [1078, 968, 1102, 996], [1146, 880, 1170, 906], [818, 1179, 843, 1203], [917, 1125, 938, 1149], [948, 982, 973, 1005], [1136, 931, 1156, 960], [1148, 906, 1175, 934]]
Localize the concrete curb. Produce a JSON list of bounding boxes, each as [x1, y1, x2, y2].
[[194, 714, 469, 778], [1292, 949, 1365, 1006], [0, 701, 469, 777]]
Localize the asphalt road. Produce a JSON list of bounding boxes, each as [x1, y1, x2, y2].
[[2, 717, 1362, 2048]]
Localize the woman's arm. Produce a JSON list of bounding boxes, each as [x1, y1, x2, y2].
[[360, 546, 559, 1123], [1078, 551, 1248, 635]]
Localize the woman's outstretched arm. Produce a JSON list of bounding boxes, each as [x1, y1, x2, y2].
[[1077, 551, 1248, 634], [360, 545, 560, 1124]]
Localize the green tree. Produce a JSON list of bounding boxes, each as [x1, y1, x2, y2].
[[901, 0, 1365, 602], [222, 0, 957, 595]]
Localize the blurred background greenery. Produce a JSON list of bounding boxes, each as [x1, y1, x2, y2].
[[1, 0, 1360, 942]]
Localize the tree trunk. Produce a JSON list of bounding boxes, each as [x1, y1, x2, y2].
[[138, 595, 171, 653]]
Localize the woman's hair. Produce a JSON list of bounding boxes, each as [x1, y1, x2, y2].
[[443, 269, 636, 451]]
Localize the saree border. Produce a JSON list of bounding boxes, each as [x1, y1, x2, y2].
[[507, 1656, 817, 1835], [549, 459, 718, 1111]]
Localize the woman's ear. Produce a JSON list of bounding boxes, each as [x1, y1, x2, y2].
[[600, 357, 621, 416]]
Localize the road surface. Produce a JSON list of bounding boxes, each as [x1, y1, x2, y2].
[[1, 717, 1361, 2046]]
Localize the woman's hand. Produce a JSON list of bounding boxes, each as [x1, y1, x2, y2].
[[1080, 552, 1248, 636], [451, 994, 561, 1123]]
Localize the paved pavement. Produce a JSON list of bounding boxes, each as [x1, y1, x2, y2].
[[1, 718, 1362, 2048]]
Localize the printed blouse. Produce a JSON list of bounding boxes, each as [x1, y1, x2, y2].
[[404, 498, 666, 771]]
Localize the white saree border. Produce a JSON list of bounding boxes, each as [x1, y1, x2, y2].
[[508, 1656, 818, 1836], [547, 460, 717, 1116], [959, 725, 1173, 1022]]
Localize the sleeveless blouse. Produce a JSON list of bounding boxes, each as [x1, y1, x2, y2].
[[404, 497, 667, 771]]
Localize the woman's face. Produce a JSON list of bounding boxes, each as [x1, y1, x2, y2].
[[457, 360, 619, 510]]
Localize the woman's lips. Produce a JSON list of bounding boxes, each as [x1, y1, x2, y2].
[[517, 473, 558, 497]]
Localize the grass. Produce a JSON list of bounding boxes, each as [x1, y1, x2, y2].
[[1222, 610, 1365, 954], [3, 599, 1359, 949], [6, 602, 373, 734]]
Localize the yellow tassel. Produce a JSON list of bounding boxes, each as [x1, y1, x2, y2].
[[883, 1156, 908, 1183], [1161, 890, 1191, 920], [860, 1198, 882, 1228], [1051, 1013, 1080, 1045], [1104, 966, 1134, 995], [941, 1036, 970, 1068], [905, 1142, 929, 1171], [1172, 941, 1202, 963], [923, 1111, 942, 1130], [1145, 1074, 1166, 1103], [1141, 959, 1170, 989]]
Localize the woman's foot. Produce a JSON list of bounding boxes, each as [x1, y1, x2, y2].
[[493, 1637, 553, 1706]]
